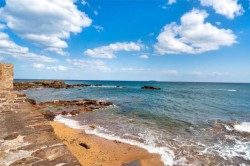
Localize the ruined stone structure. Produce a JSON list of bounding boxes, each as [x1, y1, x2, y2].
[[0, 63, 14, 90]]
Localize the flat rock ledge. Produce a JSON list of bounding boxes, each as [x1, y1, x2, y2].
[[0, 90, 81, 165], [35, 99, 113, 121], [14, 81, 91, 90]]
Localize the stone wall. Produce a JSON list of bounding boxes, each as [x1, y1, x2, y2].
[[0, 91, 27, 111], [0, 63, 14, 90]]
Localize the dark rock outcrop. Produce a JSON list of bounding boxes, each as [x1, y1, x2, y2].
[[36, 99, 113, 120], [14, 81, 91, 90], [141, 86, 161, 90]]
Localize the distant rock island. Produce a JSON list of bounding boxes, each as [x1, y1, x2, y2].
[[141, 86, 161, 90]]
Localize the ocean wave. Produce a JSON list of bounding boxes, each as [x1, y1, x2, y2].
[[227, 89, 238, 92], [215, 89, 238, 92], [234, 122, 250, 133], [54, 115, 175, 166], [90, 85, 124, 88]]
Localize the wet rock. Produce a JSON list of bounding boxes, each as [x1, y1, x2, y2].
[[61, 111, 68, 115], [41, 110, 56, 121], [70, 109, 80, 115], [79, 142, 90, 149], [89, 125, 96, 130], [114, 140, 121, 144], [10, 157, 40, 165], [141, 86, 161, 90], [4, 132, 19, 140], [36, 99, 113, 117], [26, 98, 36, 105], [122, 160, 141, 166]]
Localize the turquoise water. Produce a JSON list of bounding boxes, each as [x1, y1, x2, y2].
[[18, 80, 250, 165]]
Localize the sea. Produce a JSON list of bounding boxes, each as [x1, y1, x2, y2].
[[17, 80, 250, 166]]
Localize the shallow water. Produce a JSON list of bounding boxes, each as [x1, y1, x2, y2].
[[18, 80, 250, 165]]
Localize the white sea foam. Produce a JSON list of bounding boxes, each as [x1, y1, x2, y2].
[[215, 135, 250, 161], [90, 85, 123, 88], [54, 115, 175, 166], [227, 89, 237, 92], [234, 122, 250, 133], [215, 89, 238, 92], [54, 115, 83, 129]]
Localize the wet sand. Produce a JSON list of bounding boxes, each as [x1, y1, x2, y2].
[[50, 121, 164, 166]]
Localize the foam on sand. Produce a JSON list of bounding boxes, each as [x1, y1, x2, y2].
[[54, 115, 176, 166]]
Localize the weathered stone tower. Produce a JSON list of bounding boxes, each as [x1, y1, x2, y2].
[[0, 63, 14, 90]]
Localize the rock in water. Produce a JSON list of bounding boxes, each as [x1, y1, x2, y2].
[[141, 86, 161, 90]]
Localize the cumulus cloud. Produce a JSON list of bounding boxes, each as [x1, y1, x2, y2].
[[66, 59, 111, 72], [0, 32, 57, 62], [200, 0, 244, 19], [33, 63, 69, 71], [139, 54, 149, 59], [0, 0, 92, 55], [154, 9, 237, 55], [84, 42, 143, 59]]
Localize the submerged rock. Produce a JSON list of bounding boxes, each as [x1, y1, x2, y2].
[[141, 86, 161, 90]]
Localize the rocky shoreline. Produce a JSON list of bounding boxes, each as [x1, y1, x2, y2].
[[0, 90, 81, 165], [14, 80, 160, 91], [14, 81, 91, 90], [0, 90, 163, 166]]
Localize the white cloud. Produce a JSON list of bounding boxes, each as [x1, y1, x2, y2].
[[161, 70, 178, 75], [120, 68, 148, 72], [139, 54, 149, 59], [45, 47, 68, 56], [168, 0, 176, 5], [190, 71, 232, 77], [33, 63, 69, 71], [93, 25, 104, 32], [154, 9, 237, 55], [0, 32, 57, 63], [84, 42, 143, 59], [33, 63, 45, 69], [81, 0, 88, 5], [0, 0, 92, 55], [200, 0, 244, 19], [216, 22, 221, 26], [66, 59, 111, 72], [46, 65, 69, 71]]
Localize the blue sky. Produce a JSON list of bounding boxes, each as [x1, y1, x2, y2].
[[0, 0, 250, 82]]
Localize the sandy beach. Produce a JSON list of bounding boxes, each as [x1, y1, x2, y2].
[[50, 121, 164, 166]]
